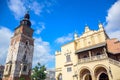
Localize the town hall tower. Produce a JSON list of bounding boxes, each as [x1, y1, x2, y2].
[[3, 12, 34, 80]]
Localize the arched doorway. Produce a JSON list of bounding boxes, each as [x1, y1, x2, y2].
[[99, 73, 108, 80], [80, 68, 92, 80], [84, 73, 92, 80], [94, 66, 109, 80]]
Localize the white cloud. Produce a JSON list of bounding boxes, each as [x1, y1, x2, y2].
[[33, 37, 54, 67], [105, 0, 120, 40], [8, 0, 26, 19], [0, 27, 13, 65], [31, 1, 43, 15], [35, 22, 45, 34], [107, 30, 120, 40], [7, 0, 56, 19], [55, 33, 73, 44]]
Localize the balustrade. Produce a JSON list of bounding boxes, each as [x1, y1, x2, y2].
[[78, 54, 107, 63]]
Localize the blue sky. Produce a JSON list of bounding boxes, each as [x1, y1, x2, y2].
[[0, 0, 120, 69]]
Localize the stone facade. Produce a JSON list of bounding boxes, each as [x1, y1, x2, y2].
[[0, 65, 4, 80], [3, 13, 34, 80], [55, 24, 120, 80]]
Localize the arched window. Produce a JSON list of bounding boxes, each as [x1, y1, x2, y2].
[[58, 74, 62, 80]]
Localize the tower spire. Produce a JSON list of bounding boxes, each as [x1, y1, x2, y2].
[[24, 10, 30, 19], [20, 11, 31, 27]]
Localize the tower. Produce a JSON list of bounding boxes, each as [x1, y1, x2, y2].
[[3, 12, 34, 80]]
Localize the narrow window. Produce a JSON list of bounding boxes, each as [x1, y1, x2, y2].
[[66, 55, 71, 62]]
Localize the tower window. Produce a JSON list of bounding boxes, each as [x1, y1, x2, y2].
[[25, 41, 29, 45], [66, 55, 71, 62], [23, 65, 27, 72], [22, 54, 27, 62]]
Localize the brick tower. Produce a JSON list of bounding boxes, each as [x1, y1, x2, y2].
[[3, 12, 34, 80]]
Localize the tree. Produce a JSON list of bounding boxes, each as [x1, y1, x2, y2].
[[31, 63, 46, 80], [19, 77, 25, 80]]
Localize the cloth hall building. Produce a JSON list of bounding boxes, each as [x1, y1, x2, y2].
[[55, 24, 120, 80]]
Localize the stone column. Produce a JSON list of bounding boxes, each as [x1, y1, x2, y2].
[[92, 72, 96, 80], [88, 51, 92, 60], [103, 47, 108, 57]]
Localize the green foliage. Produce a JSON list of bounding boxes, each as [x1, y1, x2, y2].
[[19, 77, 25, 80], [31, 62, 46, 80]]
